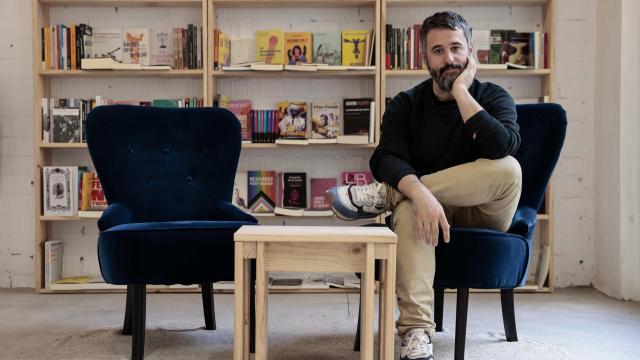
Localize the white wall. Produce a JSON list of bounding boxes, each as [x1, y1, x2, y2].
[[0, 0, 602, 289]]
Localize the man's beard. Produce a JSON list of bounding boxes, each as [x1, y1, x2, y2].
[[428, 62, 464, 92]]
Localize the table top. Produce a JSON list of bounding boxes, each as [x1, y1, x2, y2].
[[234, 225, 397, 244]]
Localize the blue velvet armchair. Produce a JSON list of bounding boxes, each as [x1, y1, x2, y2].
[[353, 103, 567, 359], [86, 105, 257, 360]]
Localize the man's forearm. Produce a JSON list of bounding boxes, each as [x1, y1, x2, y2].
[[452, 85, 483, 123], [398, 174, 430, 200]]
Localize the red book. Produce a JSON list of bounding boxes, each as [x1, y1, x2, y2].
[[228, 99, 252, 141], [310, 178, 337, 210], [342, 171, 373, 186]]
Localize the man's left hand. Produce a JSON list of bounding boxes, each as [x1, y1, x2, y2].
[[452, 55, 477, 99]]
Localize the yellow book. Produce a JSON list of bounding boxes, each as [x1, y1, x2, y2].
[[70, 24, 77, 70], [341, 30, 369, 66], [54, 275, 93, 284], [256, 29, 284, 65], [284, 32, 312, 65], [80, 171, 93, 211], [218, 31, 231, 68]]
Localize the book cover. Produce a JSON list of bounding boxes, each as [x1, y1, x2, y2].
[[150, 28, 174, 66], [310, 178, 337, 210], [256, 29, 284, 65], [227, 99, 252, 142], [277, 101, 307, 139], [472, 29, 491, 64], [278, 172, 307, 209], [43, 166, 78, 217], [44, 240, 63, 287], [90, 174, 107, 210], [342, 30, 369, 66], [152, 99, 179, 108], [248, 170, 276, 213], [218, 31, 231, 68], [311, 101, 341, 139], [91, 28, 122, 61], [233, 172, 249, 212], [342, 98, 372, 136], [122, 28, 150, 65], [506, 32, 531, 66], [342, 171, 373, 186], [51, 107, 81, 143], [490, 29, 514, 64], [312, 32, 341, 65], [284, 32, 312, 65]]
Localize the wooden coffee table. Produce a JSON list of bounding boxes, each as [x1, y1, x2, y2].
[[234, 225, 397, 360]]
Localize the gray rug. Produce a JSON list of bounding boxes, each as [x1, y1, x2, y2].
[[17, 317, 571, 360]]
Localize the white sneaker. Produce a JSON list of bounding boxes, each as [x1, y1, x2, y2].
[[400, 329, 434, 360], [326, 182, 388, 220]]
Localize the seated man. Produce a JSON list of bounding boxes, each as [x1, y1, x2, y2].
[[329, 11, 522, 360]]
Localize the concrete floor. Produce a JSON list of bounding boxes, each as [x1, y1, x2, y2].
[[0, 287, 638, 359]]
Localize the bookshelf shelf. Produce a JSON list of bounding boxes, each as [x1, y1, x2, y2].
[[39, 143, 87, 148], [212, 0, 376, 8], [385, 69, 552, 77], [39, 0, 202, 7], [212, 70, 376, 78], [242, 143, 377, 149], [39, 69, 204, 78], [386, 0, 549, 6]]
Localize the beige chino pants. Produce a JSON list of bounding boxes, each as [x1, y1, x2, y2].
[[385, 156, 522, 337]]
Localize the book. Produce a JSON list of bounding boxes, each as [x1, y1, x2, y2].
[[312, 32, 341, 65], [506, 32, 531, 66], [233, 172, 249, 212], [149, 28, 174, 67], [277, 101, 307, 140], [231, 38, 254, 65], [284, 64, 317, 71], [44, 240, 63, 287], [250, 63, 284, 71], [256, 29, 284, 65], [342, 30, 369, 66], [342, 171, 373, 186], [51, 106, 81, 143], [248, 170, 276, 213], [277, 172, 307, 209], [310, 101, 341, 141], [338, 98, 372, 144], [284, 32, 312, 65], [472, 30, 491, 64], [490, 29, 514, 64], [91, 28, 122, 61], [226, 99, 252, 142], [90, 174, 107, 210], [217, 31, 231, 68], [54, 275, 93, 284], [309, 178, 337, 210], [43, 166, 78, 217], [122, 28, 149, 65]]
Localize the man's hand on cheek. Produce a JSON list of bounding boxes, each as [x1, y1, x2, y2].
[[452, 55, 476, 98]]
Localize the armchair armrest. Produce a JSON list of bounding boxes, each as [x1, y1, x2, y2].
[[98, 203, 134, 231], [507, 207, 538, 239], [210, 202, 258, 223]]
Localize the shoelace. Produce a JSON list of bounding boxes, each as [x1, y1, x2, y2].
[[351, 182, 384, 207], [404, 332, 431, 358]]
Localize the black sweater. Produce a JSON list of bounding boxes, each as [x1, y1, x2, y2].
[[370, 78, 520, 189]]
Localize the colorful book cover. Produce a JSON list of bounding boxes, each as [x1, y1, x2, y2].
[[152, 99, 179, 108], [150, 28, 174, 66], [490, 29, 515, 64], [233, 172, 249, 212], [310, 178, 337, 210], [278, 172, 307, 209], [342, 171, 373, 186], [248, 170, 276, 213], [277, 101, 307, 139], [218, 31, 231, 68], [121, 28, 149, 65], [284, 32, 312, 65], [256, 29, 284, 65], [227, 99, 252, 142], [311, 101, 341, 139], [343, 98, 372, 135], [506, 32, 532, 66], [312, 32, 341, 65], [90, 174, 107, 210], [341, 30, 369, 66]]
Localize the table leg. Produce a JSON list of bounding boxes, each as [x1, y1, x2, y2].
[[383, 244, 397, 360], [234, 242, 246, 360], [378, 259, 387, 360], [255, 242, 269, 360], [361, 243, 375, 360]]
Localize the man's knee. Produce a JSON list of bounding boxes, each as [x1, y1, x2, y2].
[[487, 156, 522, 187]]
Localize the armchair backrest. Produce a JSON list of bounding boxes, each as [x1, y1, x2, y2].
[[509, 103, 567, 237], [86, 105, 242, 222]]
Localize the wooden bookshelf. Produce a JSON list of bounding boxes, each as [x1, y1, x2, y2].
[[211, 70, 376, 78], [386, 0, 548, 5], [212, 0, 376, 8], [385, 69, 552, 77], [39, 0, 202, 7], [38, 69, 204, 78]]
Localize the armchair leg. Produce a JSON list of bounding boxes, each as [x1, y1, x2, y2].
[[131, 284, 146, 360], [454, 288, 469, 360], [123, 285, 132, 336], [434, 287, 444, 332], [500, 289, 518, 342], [201, 283, 216, 330]]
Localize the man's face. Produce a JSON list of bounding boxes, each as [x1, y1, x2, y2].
[[425, 28, 471, 92]]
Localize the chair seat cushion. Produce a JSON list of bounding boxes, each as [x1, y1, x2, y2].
[[434, 228, 531, 289], [98, 220, 254, 285]]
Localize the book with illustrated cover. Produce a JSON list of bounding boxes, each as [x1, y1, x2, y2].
[[150, 28, 174, 66], [43, 166, 78, 217], [277, 101, 307, 139], [277, 172, 307, 209], [248, 170, 276, 213], [310, 101, 341, 141], [284, 32, 312, 65], [122, 28, 149, 65], [309, 178, 336, 210], [51, 106, 81, 143], [342, 30, 369, 66], [472, 29, 491, 64], [226, 99, 252, 142], [90, 174, 107, 210], [342, 171, 373, 186], [256, 29, 284, 65], [506, 32, 531, 66], [313, 32, 341, 65], [233, 172, 249, 212], [91, 28, 122, 61], [490, 29, 515, 64]]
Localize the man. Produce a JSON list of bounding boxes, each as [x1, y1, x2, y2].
[[329, 11, 522, 360]]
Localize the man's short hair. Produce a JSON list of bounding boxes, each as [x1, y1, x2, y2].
[[419, 11, 472, 54]]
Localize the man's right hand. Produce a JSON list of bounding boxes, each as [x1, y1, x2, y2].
[[413, 190, 450, 247]]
